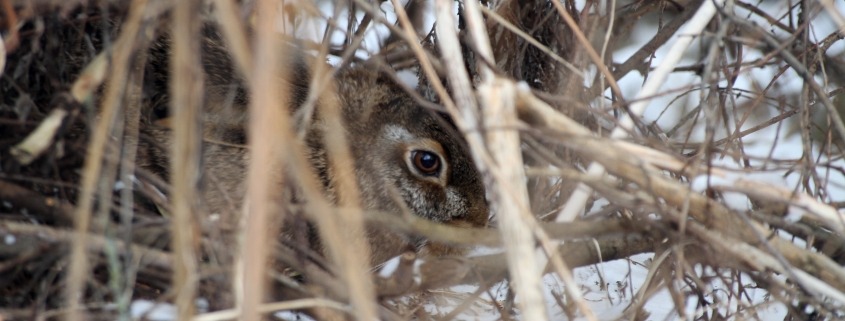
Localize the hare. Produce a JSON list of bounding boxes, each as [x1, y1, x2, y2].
[[139, 29, 489, 266]]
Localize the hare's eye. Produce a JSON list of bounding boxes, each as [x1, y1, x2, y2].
[[401, 138, 448, 184], [411, 150, 441, 176]]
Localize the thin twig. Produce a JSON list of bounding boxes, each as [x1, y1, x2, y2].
[[65, 1, 153, 320], [556, 0, 726, 222]]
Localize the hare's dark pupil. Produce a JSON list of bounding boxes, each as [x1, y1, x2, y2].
[[412, 150, 441, 176], [420, 153, 436, 168]]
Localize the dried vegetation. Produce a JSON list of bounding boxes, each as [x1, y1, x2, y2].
[[1, 0, 845, 320]]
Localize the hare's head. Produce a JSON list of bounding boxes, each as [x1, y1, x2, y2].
[[325, 68, 489, 259]]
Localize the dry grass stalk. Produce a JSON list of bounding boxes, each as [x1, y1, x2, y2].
[[462, 3, 549, 319], [480, 79, 548, 321], [169, 0, 204, 318], [9, 107, 66, 164], [3, 0, 845, 320], [465, 1, 603, 319], [63, 1, 154, 320], [316, 64, 379, 321], [240, 2, 379, 320]]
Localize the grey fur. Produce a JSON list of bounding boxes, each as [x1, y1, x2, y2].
[[138, 32, 488, 265]]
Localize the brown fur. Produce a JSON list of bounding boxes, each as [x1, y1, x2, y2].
[[138, 30, 488, 266]]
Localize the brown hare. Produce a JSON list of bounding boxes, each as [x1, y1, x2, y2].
[[139, 30, 489, 266]]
